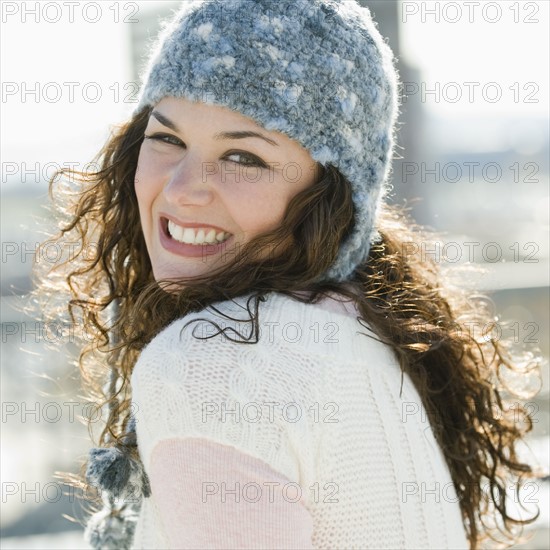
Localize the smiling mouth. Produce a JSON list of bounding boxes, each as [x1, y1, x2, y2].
[[161, 217, 233, 246]]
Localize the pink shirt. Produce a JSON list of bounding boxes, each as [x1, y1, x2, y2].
[[151, 438, 316, 549]]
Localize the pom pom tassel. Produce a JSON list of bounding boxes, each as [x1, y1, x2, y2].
[[84, 493, 140, 550], [84, 415, 150, 549], [86, 446, 151, 500]]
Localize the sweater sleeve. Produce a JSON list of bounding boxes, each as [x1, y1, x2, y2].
[[149, 437, 315, 549], [130, 300, 325, 543]]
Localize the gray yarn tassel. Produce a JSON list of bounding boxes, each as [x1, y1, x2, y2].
[[84, 302, 150, 549]]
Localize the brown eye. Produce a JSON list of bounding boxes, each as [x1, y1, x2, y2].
[[224, 151, 267, 168], [144, 133, 183, 146]]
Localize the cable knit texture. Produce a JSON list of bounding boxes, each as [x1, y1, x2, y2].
[[130, 292, 469, 549], [134, 0, 399, 282]]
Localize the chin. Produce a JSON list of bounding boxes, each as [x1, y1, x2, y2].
[[151, 261, 213, 285]]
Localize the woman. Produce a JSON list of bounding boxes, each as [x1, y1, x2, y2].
[[35, 0, 542, 548]]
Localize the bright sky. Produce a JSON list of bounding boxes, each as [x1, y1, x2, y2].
[[1, 0, 135, 180], [1, 0, 548, 177], [399, 0, 549, 117]]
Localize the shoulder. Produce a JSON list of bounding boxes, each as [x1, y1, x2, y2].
[[143, 290, 377, 358], [131, 291, 339, 391], [129, 292, 340, 483]]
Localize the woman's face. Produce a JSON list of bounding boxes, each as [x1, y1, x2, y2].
[[135, 96, 318, 282]]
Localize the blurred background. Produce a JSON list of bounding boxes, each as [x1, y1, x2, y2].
[[1, 1, 548, 548]]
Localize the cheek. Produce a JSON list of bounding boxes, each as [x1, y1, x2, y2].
[[224, 181, 292, 237], [134, 147, 163, 215]]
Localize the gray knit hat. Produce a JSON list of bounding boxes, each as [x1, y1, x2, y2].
[[134, 0, 399, 282]]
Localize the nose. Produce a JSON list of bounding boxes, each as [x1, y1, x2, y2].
[[162, 152, 216, 206]]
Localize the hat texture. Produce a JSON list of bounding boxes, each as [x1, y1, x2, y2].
[[135, 0, 399, 282]]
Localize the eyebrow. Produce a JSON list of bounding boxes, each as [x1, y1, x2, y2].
[[151, 110, 279, 147]]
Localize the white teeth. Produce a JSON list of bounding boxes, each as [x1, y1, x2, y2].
[[169, 221, 184, 241], [167, 220, 231, 245], [182, 227, 198, 243], [195, 229, 206, 244]]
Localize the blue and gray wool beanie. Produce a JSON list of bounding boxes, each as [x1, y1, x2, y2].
[[134, 0, 399, 281]]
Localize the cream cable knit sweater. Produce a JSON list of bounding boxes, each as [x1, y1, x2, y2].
[[130, 291, 469, 549]]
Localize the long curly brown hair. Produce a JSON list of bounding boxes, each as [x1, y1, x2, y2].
[[32, 105, 544, 549]]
